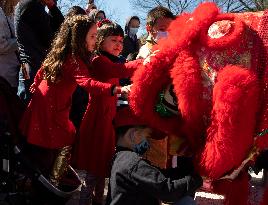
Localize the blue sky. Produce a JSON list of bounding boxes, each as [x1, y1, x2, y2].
[[97, 0, 146, 36], [104, 0, 133, 24], [58, 0, 146, 36]]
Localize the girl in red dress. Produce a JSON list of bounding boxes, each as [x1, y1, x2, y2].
[[19, 15, 122, 187], [75, 19, 141, 205]]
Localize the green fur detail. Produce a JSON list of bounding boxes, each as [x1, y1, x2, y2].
[[155, 90, 174, 117]]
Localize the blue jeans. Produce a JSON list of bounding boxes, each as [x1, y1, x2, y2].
[[175, 196, 196, 205]]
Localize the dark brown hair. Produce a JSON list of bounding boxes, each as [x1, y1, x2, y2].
[[96, 20, 124, 52], [65, 6, 86, 18], [146, 6, 175, 27], [42, 15, 95, 83]]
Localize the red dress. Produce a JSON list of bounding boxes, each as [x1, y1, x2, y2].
[[75, 55, 141, 177], [20, 56, 113, 149]]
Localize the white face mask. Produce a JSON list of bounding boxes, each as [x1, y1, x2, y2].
[[129, 27, 139, 36], [155, 31, 168, 42]]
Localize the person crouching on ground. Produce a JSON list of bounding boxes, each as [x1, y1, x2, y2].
[[105, 107, 203, 205]]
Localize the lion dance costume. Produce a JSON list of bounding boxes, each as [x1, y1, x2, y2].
[[129, 2, 268, 205]]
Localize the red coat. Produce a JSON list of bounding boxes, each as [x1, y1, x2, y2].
[[75, 55, 141, 177], [20, 56, 113, 149]]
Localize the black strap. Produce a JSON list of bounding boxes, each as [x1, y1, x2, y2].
[[4, 14, 21, 63]]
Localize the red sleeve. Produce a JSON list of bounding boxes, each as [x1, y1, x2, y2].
[[91, 55, 143, 79], [77, 77, 113, 96], [34, 68, 44, 86], [68, 57, 114, 96]]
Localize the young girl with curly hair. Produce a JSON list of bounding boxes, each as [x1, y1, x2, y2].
[[19, 15, 125, 188], [75, 19, 142, 205]]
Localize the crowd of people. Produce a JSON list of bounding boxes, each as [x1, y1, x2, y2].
[[0, 0, 268, 205]]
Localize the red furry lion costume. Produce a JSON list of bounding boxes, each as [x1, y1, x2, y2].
[[129, 2, 268, 205]]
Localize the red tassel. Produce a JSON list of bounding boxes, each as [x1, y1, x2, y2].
[[200, 66, 260, 179], [213, 171, 249, 205]]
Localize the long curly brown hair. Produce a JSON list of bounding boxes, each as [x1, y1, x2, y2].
[[42, 15, 95, 83]]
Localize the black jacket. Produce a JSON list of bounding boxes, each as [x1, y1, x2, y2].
[[121, 35, 140, 61], [106, 147, 203, 205], [121, 16, 140, 61], [14, 0, 64, 70]]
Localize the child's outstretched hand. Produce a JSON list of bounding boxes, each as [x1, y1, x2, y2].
[[121, 84, 132, 99], [29, 82, 37, 93], [121, 84, 132, 93], [200, 177, 213, 192]]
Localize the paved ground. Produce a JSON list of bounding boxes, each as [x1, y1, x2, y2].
[[66, 170, 268, 205], [195, 170, 267, 205]]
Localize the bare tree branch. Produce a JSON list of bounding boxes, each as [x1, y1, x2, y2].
[[215, 0, 268, 12], [130, 0, 199, 15], [56, 0, 87, 14], [94, 0, 122, 22], [56, 0, 122, 22]]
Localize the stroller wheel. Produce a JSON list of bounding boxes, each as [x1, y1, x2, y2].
[[29, 165, 82, 205]]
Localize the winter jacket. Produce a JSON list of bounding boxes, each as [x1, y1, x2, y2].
[[0, 7, 19, 87], [20, 55, 113, 149], [106, 147, 202, 205], [121, 16, 140, 60], [75, 52, 142, 177], [14, 0, 64, 70]]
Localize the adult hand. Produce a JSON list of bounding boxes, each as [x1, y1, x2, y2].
[[120, 85, 132, 99], [143, 50, 160, 65], [121, 84, 132, 93]]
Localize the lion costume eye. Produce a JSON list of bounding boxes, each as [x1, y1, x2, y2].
[[155, 84, 179, 117], [208, 20, 233, 39]]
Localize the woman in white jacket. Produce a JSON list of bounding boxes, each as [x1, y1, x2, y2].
[[0, 0, 20, 90]]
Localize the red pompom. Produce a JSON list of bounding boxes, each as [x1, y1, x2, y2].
[[96, 18, 112, 28]]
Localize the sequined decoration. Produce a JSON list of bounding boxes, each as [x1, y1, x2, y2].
[[197, 17, 257, 111], [254, 10, 268, 148], [198, 17, 256, 82], [257, 128, 268, 137], [50, 146, 72, 187]]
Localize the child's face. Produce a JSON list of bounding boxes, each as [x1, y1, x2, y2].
[[86, 24, 97, 52], [150, 17, 173, 39], [101, 35, 123, 56]]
